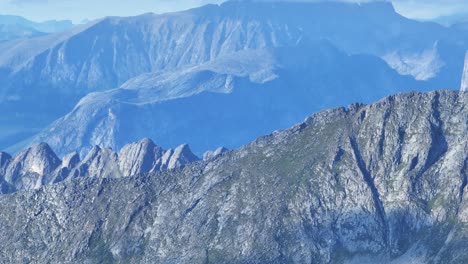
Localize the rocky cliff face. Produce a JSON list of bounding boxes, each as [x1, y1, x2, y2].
[[0, 91, 465, 263], [0, 138, 199, 193]]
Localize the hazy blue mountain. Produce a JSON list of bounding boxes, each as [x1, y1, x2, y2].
[[28, 40, 428, 157], [0, 15, 73, 33], [0, 23, 43, 42], [0, 1, 467, 151], [0, 15, 73, 42]]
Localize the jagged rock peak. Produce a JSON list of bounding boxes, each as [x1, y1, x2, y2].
[[203, 147, 229, 161], [2, 143, 62, 191], [167, 144, 200, 170], [29, 142, 56, 157], [119, 138, 159, 152], [72, 146, 119, 179], [139, 137, 156, 145], [174, 144, 197, 157], [0, 139, 201, 194], [118, 138, 164, 177], [12, 143, 61, 175]]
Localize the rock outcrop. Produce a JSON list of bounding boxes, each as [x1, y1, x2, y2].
[[203, 147, 229, 161], [163, 144, 201, 170], [0, 138, 199, 193], [118, 138, 165, 177], [3, 143, 61, 191], [0, 91, 466, 263]]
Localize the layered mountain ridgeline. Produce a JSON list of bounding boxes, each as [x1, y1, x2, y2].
[[1, 0, 467, 150], [0, 90, 466, 263], [28, 41, 425, 157], [0, 138, 201, 194], [0, 15, 74, 42]]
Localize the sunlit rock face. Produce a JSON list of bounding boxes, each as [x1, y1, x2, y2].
[[0, 139, 199, 193], [2, 143, 61, 191]]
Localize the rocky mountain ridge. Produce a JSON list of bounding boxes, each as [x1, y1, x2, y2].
[[0, 138, 200, 194], [0, 90, 465, 263]]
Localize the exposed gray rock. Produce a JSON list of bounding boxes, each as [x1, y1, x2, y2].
[[164, 144, 200, 170], [118, 138, 165, 177], [0, 91, 465, 263], [203, 147, 229, 161], [3, 143, 61, 191], [0, 139, 199, 193], [68, 146, 120, 179], [52, 152, 81, 183]]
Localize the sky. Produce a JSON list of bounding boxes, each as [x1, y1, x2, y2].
[[0, 0, 468, 23]]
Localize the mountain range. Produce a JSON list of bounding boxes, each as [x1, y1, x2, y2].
[[29, 40, 427, 157], [0, 90, 466, 263], [2, 0, 467, 156], [0, 15, 74, 42]]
